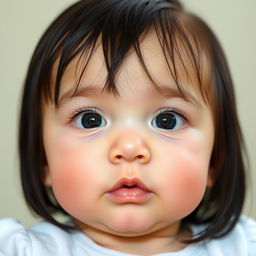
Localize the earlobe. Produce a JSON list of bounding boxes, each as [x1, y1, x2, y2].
[[207, 168, 214, 188], [207, 177, 214, 188], [43, 165, 52, 186]]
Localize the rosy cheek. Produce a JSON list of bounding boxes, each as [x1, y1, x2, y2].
[[50, 163, 90, 211], [47, 138, 97, 216], [174, 169, 206, 210], [160, 159, 208, 217]]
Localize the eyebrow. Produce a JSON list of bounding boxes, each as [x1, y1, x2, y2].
[[57, 85, 102, 107], [57, 83, 202, 108], [153, 85, 203, 108]]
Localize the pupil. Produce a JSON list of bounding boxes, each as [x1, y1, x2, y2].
[[156, 113, 176, 129], [81, 113, 102, 128]]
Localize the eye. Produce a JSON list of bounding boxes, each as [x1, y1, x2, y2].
[[73, 109, 106, 129], [152, 110, 185, 130]]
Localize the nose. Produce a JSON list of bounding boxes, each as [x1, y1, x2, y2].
[[108, 131, 151, 164]]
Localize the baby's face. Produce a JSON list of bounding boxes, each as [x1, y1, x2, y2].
[[42, 32, 214, 238]]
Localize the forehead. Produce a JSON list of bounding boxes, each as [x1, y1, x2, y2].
[[52, 31, 210, 107]]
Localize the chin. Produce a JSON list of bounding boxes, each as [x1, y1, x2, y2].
[[105, 217, 159, 236]]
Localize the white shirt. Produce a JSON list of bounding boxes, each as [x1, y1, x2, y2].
[[0, 216, 255, 255]]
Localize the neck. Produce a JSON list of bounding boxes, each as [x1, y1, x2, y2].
[[74, 220, 191, 255]]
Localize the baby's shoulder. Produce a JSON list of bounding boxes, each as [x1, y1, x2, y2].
[[237, 215, 256, 252], [228, 215, 256, 248], [0, 218, 74, 256], [239, 215, 256, 239], [201, 215, 256, 255]]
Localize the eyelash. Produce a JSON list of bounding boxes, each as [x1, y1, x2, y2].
[[155, 107, 190, 122], [69, 106, 99, 120], [69, 106, 191, 126]]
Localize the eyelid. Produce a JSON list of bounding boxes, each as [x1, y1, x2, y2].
[[70, 106, 102, 120], [70, 106, 107, 130], [150, 107, 190, 131], [154, 107, 190, 122], [68, 106, 191, 128]]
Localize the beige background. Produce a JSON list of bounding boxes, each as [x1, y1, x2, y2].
[[0, 0, 255, 226]]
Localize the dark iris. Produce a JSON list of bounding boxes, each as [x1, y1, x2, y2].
[[155, 112, 177, 129], [81, 112, 102, 128]]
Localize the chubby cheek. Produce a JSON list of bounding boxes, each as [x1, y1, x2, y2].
[[157, 139, 212, 218], [45, 137, 100, 219], [51, 163, 92, 214], [162, 163, 207, 217]]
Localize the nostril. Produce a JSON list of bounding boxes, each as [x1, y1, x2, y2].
[[109, 149, 151, 164]]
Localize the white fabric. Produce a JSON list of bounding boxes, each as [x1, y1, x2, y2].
[[0, 216, 255, 255]]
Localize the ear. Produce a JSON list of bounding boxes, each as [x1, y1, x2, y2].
[[207, 176, 214, 188], [207, 167, 214, 188], [43, 165, 52, 186]]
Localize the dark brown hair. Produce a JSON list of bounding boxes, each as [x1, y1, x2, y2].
[[19, 0, 246, 243]]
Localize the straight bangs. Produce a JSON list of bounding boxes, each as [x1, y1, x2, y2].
[[39, 0, 211, 108]]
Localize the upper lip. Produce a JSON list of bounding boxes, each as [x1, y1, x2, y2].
[[108, 177, 151, 192]]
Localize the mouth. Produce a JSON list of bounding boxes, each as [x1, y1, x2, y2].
[[107, 177, 152, 203]]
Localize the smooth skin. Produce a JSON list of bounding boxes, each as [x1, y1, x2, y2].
[[42, 32, 214, 255]]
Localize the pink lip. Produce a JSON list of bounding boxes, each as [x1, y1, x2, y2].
[[107, 178, 152, 203]]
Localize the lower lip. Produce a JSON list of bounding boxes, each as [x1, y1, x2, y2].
[[107, 188, 152, 203]]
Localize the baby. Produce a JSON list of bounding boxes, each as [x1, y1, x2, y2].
[[0, 0, 255, 255]]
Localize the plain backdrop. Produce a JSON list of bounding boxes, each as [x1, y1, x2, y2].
[[0, 0, 255, 227]]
